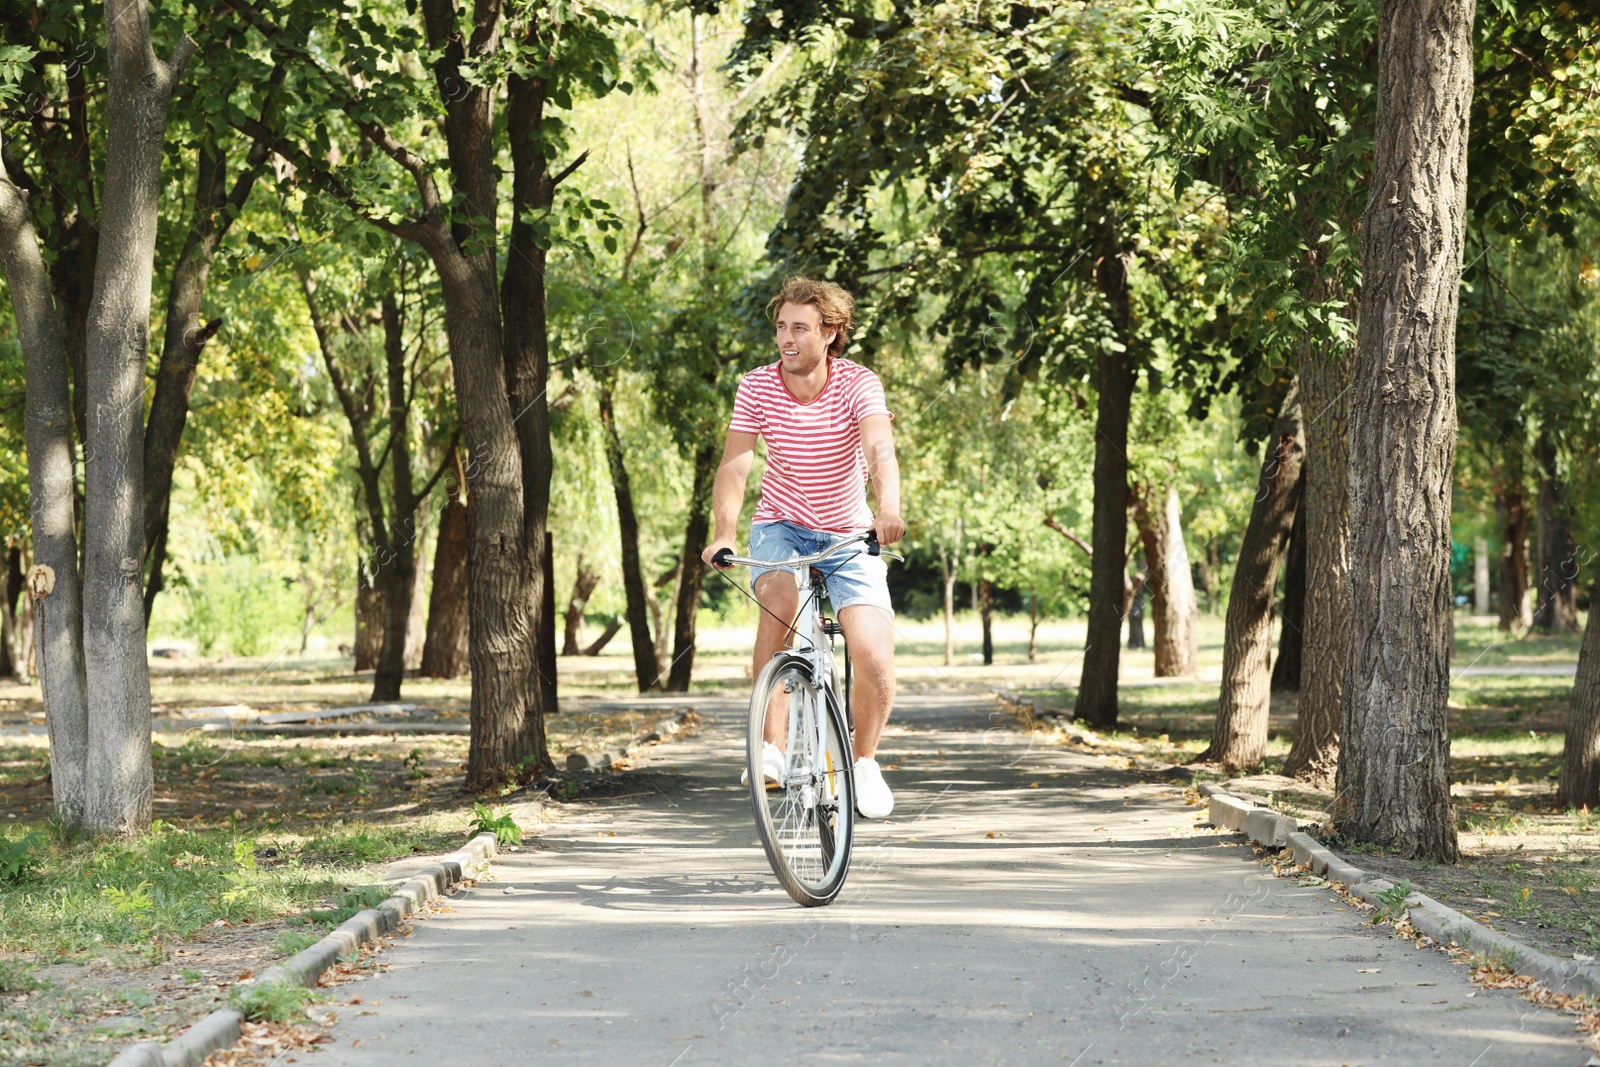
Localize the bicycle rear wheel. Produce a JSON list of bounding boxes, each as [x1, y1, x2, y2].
[[748, 655, 854, 906]]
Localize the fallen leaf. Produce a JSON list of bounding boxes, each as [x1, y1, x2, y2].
[[1358, 968, 1381, 974]]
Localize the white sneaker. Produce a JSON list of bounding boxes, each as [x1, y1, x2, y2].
[[853, 757, 893, 819], [741, 742, 785, 786]]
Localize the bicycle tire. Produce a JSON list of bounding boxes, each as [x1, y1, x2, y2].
[[748, 654, 854, 906]]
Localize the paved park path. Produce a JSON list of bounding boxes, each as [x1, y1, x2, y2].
[[322, 695, 1588, 1065]]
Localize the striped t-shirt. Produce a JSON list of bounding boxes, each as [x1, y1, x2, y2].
[[728, 358, 894, 533]]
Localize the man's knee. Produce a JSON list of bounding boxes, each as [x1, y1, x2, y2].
[[753, 574, 798, 624]]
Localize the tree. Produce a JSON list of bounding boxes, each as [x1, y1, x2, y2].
[[1561, 571, 1600, 810], [1199, 382, 1303, 770], [0, 4, 198, 834], [231, 0, 626, 786], [1335, 0, 1474, 862], [420, 451, 470, 678], [297, 247, 454, 701]]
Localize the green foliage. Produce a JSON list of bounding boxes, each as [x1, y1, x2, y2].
[[300, 884, 392, 927], [1374, 879, 1414, 922], [0, 833, 42, 884], [467, 802, 522, 846], [230, 977, 324, 1023], [274, 929, 322, 957], [171, 556, 305, 657]]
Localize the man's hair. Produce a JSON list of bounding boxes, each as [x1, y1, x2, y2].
[[767, 276, 855, 358]]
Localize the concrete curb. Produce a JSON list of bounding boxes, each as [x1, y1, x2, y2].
[[565, 711, 691, 774], [107, 833, 499, 1067], [1201, 783, 1600, 1000]]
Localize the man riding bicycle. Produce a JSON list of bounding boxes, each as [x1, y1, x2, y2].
[[702, 277, 905, 819]]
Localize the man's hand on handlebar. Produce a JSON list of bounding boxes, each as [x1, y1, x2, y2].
[[703, 538, 736, 570], [872, 511, 907, 546]]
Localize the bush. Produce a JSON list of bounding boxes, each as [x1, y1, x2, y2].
[[171, 555, 302, 657]]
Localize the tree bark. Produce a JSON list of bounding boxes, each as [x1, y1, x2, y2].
[[421, 461, 470, 679], [1200, 384, 1304, 770], [1028, 587, 1041, 664], [539, 531, 557, 714], [562, 556, 601, 656], [1283, 339, 1353, 785], [0, 546, 17, 680], [1558, 575, 1600, 809], [0, 148, 90, 825], [1533, 433, 1579, 634], [1335, 0, 1472, 863], [667, 439, 718, 691], [1497, 457, 1532, 630], [580, 618, 623, 656], [941, 548, 956, 667], [597, 377, 659, 693], [354, 560, 384, 671], [372, 294, 417, 702], [1073, 235, 1135, 729], [405, 525, 428, 669], [1473, 535, 1490, 616], [1125, 557, 1146, 651], [1134, 484, 1199, 677], [80, 7, 195, 834], [979, 576, 995, 665], [1271, 495, 1306, 692]]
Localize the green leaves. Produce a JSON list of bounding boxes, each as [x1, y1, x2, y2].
[[0, 45, 35, 107]]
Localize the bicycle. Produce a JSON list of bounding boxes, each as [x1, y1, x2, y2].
[[711, 531, 901, 907]]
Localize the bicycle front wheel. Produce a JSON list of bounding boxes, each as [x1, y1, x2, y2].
[[748, 655, 855, 907]]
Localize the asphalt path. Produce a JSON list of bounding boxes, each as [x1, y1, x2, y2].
[[320, 695, 1588, 1066]]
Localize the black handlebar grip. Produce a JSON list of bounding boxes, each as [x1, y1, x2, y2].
[[711, 547, 733, 568], [866, 531, 880, 556]]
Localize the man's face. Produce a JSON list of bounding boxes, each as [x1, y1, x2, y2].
[[775, 301, 835, 375]]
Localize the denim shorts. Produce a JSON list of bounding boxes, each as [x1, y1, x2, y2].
[[747, 520, 895, 616]]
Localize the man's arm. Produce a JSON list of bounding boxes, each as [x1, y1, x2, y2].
[[702, 431, 759, 569], [860, 414, 905, 544]]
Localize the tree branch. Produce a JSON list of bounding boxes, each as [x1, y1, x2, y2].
[[1043, 515, 1093, 558]]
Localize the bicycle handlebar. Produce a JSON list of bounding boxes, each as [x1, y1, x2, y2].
[[710, 530, 901, 571]]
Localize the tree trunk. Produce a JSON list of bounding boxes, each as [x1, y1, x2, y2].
[[1125, 554, 1146, 651], [142, 138, 268, 618], [942, 549, 956, 667], [420, 464, 470, 679], [597, 377, 659, 693], [373, 294, 416, 703], [562, 557, 601, 656], [1200, 384, 1304, 770], [581, 618, 623, 656], [79, 10, 194, 834], [1271, 494, 1306, 693], [652, 563, 680, 681], [1283, 338, 1353, 785], [1073, 235, 1135, 729], [0, 156, 90, 824], [405, 525, 428, 669], [1335, 0, 1471, 863], [1473, 535, 1490, 616], [433, 248, 542, 790], [1028, 587, 1041, 664], [667, 440, 718, 692], [1134, 484, 1198, 677], [1558, 575, 1600, 809], [354, 561, 384, 671], [1497, 459, 1532, 630], [1533, 434, 1579, 634], [0, 546, 22, 680], [539, 531, 557, 714], [979, 577, 995, 665]]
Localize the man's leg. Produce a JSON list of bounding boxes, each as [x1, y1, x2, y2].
[[752, 571, 800, 746], [839, 603, 895, 760]]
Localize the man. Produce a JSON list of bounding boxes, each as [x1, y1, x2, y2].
[[702, 276, 905, 818]]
